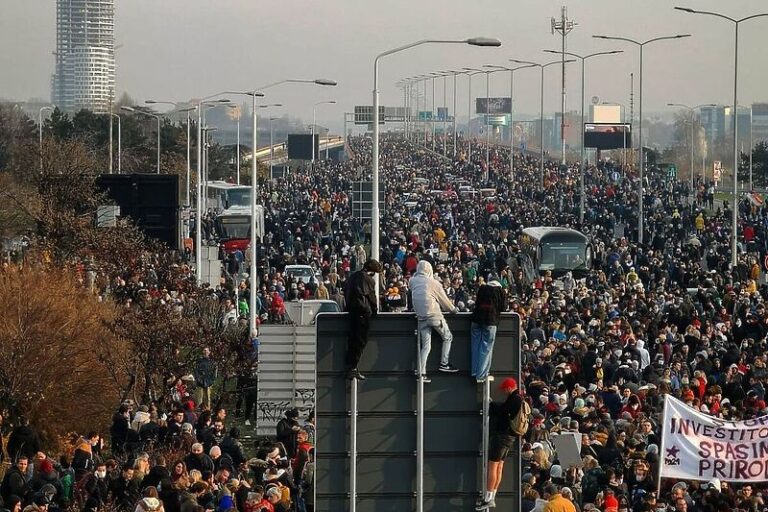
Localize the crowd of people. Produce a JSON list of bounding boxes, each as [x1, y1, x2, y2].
[[5, 128, 768, 512]]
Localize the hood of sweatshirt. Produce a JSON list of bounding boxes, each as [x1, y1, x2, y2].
[[415, 260, 433, 278]]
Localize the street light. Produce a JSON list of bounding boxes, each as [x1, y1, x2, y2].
[[371, 38, 501, 274], [459, 69, 485, 163], [544, 49, 623, 223], [463, 67, 494, 168], [593, 33, 691, 245], [122, 106, 163, 174], [146, 100, 198, 206], [510, 59, 575, 188], [216, 79, 336, 342], [675, 6, 768, 266], [38, 106, 54, 171], [667, 103, 717, 192], [110, 113, 122, 174], [312, 100, 336, 163], [483, 64, 539, 181]]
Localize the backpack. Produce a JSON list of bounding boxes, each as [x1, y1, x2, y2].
[[510, 400, 532, 436]]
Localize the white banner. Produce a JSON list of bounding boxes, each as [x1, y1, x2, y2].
[[661, 394, 768, 482]]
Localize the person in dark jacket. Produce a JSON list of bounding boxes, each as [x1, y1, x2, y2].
[[1, 457, 30, 504], [184, 444, 214, 474], [6, 419, 41, 464], [108, 465, 139, 511], [110, 405, 131, 456], [276, 409, 301, 459], [219, 428, 247, 468], [141, 455, 170, 490], [471, 278, 505, 383], [193, 348, 217, 409], [477, 377, 524, 511], [344, 259, 381, 380]]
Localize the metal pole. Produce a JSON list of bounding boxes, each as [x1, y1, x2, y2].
[[417, 361, 424, 512], [236, 110, 241, 184], [186, 111, 191, 207], [579, 57, 586, 224], [424, 79, 428, 147], [312, 106, 316, 164], [326, 128, 330, 159], [270, 117, 274, 177], [468, 74, 473, 160], [195, 105, 203, 286], [638, 44, 644, 245], [250, 92, 259, 340], [732, 23, 739, 266], [482, 378, 490, 510], [453, 73, 458, 157], [431, 77, 436, 152], [116, 114, 121, 174], [156, 116, 161, 174], [540, 65, 545, 189], [690, 112, 695, 191], [442, 75, 447, 157], [372, 58, 381, 267], [509, 69, 515, 180], [750, 106, 754, 190], [403, 85, 408, 137], [109, 105, 114, 174], [486, 71, 490, 172], [350, 377, 359, 512]]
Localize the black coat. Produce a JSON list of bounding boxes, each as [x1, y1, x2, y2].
[[471, 283, 505, 326], [6, 426, 41, 461], [344, 270, 377, 316]]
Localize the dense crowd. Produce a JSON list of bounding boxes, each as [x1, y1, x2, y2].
[[5, 130, 768, 512]]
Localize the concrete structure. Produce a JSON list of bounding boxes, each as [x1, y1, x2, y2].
[[53, 0, 115, 113], [699, 105, 727, 146]]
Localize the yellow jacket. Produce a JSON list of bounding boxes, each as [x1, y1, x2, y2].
[[543, 494, 577, 512]]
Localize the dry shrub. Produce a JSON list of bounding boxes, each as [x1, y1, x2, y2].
[[0, 264, 118, 449]]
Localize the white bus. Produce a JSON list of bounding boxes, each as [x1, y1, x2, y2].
[[206, 181, 251, 211]]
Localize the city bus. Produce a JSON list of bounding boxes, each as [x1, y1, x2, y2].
[[519, 227, 592, 284], [213, 205, 265, 254], [206, 181, 251, 211]]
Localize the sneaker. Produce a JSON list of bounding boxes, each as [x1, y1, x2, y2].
[[244, 419, 251, 426], [439, 363, 459, 373], [421, 374, 432, 383], [489, 498, 496, 508], [475, 500, 491, 511]]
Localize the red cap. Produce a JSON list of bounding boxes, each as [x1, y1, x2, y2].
[[499, 377, 517, 391]]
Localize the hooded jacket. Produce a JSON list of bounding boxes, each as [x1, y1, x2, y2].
[[131, 410, 151, 432], [409, 261, 456, 322]]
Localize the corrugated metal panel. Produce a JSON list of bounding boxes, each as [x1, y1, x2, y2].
[[256, 324, 317, 437]]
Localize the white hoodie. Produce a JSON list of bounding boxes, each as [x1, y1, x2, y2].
[[131, 410, 151, 431], [409, 260, 457, 322], [636, 340, 651, 370]]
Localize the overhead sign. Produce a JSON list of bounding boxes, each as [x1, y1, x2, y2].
[[661, 394, 768, 482], [437, 107, 449, 121], [354, 106, 385, 125], [476, 97, 512, 114], [418, 111, 433, 121]]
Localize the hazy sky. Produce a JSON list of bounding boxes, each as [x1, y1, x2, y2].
[[2, 0, 767, 130]]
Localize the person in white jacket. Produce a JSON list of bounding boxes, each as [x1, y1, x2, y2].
[[409, 260, 459, 380]]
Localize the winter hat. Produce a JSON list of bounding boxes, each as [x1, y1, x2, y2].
[[550, 465, 563, 479], [39, 459, 54, 474]]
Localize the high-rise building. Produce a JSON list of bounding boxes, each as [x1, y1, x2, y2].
[[52, 0, 115, 113]]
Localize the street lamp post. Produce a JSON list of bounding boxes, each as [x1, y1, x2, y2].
[[483, 64, 539, 181], [146, 100, 198, 205], [510, 59, 572, 189], [110, 113, 122, 174], [122, 106, 163, 174], [215, 80, 335, 341], [593, 33, 691, 246], [675, 7, 768, 265], [371, 37, 501, 270], [544, 50, 623, 223], [461, 69, 485, 166], [38, 106, 54, 171], [312, 100, 336, 163], [667, 103, 717, 193]]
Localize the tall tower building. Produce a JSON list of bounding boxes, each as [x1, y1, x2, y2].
[[52, 0, 115, 113]]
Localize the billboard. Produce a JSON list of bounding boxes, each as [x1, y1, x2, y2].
[[476, 97, 512, 114], [97, 174, 180, 249], [583, 123, 631, 150], [287, 134, 319, 160]]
